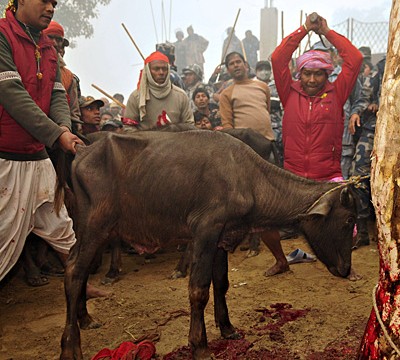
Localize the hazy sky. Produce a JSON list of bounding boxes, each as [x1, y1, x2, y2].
[[60, 0, 392, 102]]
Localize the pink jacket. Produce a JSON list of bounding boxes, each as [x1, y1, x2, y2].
[[271, 27, 363, 181]]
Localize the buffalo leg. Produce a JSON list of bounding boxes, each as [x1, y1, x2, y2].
[[103, 238, 122, 284], [212, 247, 238, 339], [171, 241, 192, 279], [188, 227, 221, 359], [260, 230, 290, 276], [60, 231, 106, 360]]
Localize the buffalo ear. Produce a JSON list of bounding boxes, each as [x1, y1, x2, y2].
[[340, 187, 354, 208], [297, 198, 332, 222], [305, 196, 332, 217]]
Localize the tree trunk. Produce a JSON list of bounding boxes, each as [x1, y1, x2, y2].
[[358, 1, 400, 358]]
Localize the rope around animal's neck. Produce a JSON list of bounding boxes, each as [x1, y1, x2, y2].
[[306, 175, 371, 213], [372, 283, 400, 356]]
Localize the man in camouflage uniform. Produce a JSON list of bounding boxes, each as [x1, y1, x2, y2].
[[349, 57, 385, 248]]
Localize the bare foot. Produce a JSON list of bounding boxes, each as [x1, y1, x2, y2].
[[86, 283, 110, 299], [264, 262, 290, 277], [347, 267, 363, 281]]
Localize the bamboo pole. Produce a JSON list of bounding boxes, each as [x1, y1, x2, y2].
[[240, 40, 247, 62], [298, 10, 303, 57], [303, 13, 312, 53], [221, 8, 241, 64], [121, 23, 145, 61], [91, 84, 126, 109]]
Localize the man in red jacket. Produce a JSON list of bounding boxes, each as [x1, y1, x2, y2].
[[271, 14, 363, 181]]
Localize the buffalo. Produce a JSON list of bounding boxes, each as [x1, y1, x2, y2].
[[60, 130, 357, 360]]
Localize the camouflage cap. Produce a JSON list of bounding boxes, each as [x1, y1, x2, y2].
[[79, 96, 104, 109], [182, 64, 203, 80]]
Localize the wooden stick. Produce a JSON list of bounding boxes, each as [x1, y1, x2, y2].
[[298, 10, 303, 57], [240, 40, 247, 62], [221, 8, 241, 64], [91, 84, 126, 109], [121, 23, 145, 61], [281, 11, 284, 40]]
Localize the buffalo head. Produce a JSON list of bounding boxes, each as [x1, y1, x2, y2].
[[298, 186, 357, 277]]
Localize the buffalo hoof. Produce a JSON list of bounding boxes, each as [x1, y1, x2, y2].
[[223, 331, 242, 340], [193, 348, 213, 360], [79, 314, 102, 330], [101, 275, 119, 285], [246, 249, 260, 258], [170, 270, 186, 279]]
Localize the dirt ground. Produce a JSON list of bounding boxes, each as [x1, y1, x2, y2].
[[0, 235, 379, 360]]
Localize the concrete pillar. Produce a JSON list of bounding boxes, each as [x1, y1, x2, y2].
[[260, 5, 278, 60]]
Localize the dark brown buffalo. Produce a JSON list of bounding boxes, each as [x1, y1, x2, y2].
[[60, 130, 357, 360], [88, 126, 278, 284]]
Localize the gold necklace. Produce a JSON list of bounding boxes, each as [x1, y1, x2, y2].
[[24, 25, 43, 80]]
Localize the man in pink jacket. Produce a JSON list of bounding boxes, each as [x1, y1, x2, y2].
[[271, 14, 363, 181]]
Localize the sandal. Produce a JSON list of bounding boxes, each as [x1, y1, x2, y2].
[[286, 248, 316, 265]]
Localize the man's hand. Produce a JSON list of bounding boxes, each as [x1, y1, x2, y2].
[[368, 103, 379, 113], [304, 14, 330, 36], [57, 127, 84, 154], [348, 114, 361, 135]]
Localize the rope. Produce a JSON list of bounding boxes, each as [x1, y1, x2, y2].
[[372, 284, 400, 356], [306, 175, 370, 213]]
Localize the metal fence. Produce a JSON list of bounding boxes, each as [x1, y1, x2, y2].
[[332, 18, 389, 54]]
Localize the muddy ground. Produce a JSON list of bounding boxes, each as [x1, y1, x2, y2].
[[0, 235, 379, 360]]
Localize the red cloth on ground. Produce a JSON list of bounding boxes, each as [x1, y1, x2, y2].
[[91, 340, 156, 360]]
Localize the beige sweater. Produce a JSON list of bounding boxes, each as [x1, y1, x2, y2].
[[219, 79, 275, 141], [125, 85, 194, 130]]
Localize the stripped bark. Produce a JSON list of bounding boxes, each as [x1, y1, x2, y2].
[[358, 1, 400, 358]]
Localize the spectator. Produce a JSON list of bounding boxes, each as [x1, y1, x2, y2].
[[109, 102, 122, 121], [43, 20, 82, 132], [349, 57, 385, 248], [271, 13, 363, 181], [156, 42, 185, 89], [220, 51, 275, 260], [125, 51, 193, 129], [79, 96, 104, 135], [183, 25, 208, 72], [101, 119, 124, 133], [242, 30, 259, 70], [173, 29, 186, 73], [100, 110, 113, 127], [192, 87, 221, 129], [222, 27, 243, 60], [113, 93, 125, 105], [220, 52, 274, 142], [255, 60, 283, 166], [182, 64, 213, 110]]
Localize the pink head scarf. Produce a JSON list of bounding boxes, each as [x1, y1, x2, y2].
[[296, 50, 334, 78]]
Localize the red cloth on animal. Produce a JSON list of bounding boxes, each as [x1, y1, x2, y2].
[[91, 340, 156, 360]]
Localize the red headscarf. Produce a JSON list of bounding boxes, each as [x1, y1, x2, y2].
[[296, 50, 334, 78], [43, 21, 64, 38], [144, 51, 169, 65]]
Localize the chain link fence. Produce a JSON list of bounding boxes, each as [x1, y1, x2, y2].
[[332, 18, 389, 55]]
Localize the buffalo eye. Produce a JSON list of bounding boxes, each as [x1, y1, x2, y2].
[[346, 216, 355, 225]]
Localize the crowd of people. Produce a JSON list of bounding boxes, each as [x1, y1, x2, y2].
[[0, 0, 384, 288]]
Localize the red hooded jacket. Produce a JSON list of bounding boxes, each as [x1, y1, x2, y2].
[[271, 27, 363, 181]]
